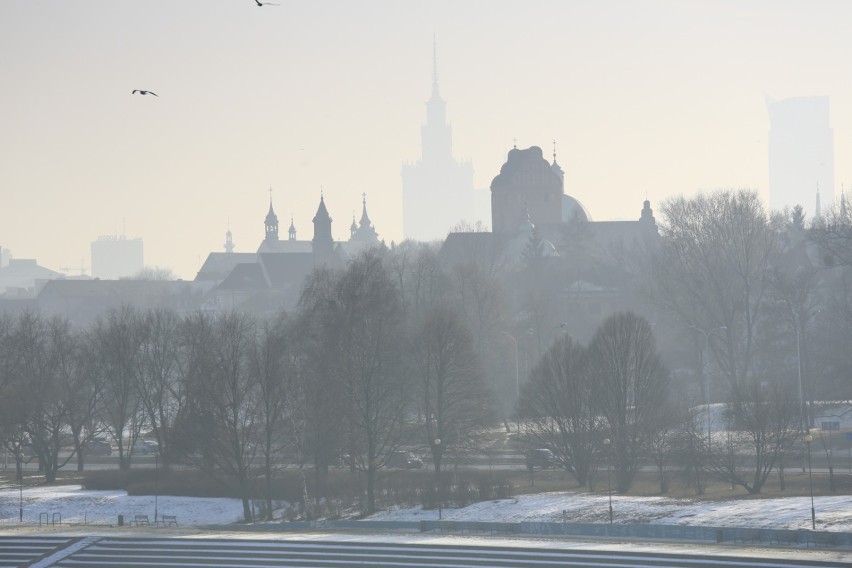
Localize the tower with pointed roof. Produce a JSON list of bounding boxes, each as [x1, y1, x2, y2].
[[288, 216, 297, 241], [224, 227, 235, 254], [402, 38, 477, 241], [350, 193, 379, 244], [265, 194, 279, 242], [312, 194, 334, 262]]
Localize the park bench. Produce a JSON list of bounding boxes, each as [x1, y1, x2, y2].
[[133, 515, 150, 526], [159, 515, 178, 527]]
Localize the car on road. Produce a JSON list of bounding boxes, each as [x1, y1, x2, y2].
[[131, 440, 158, 455], [83, 439, 112, 456], [525, 448, 557, 470], [386, 451, 423, 469]]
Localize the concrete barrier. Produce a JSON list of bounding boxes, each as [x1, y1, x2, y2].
[[211, 519, 852, 547]]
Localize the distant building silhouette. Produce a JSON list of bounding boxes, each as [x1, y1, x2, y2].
[[196, 192, 382, 312], [444, 144, 659, 340], [91, 235, 143, 279], [402, 40, 476, 241], [766, 95, 834, 213]]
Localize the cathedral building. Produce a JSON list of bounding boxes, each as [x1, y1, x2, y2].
[[443, 144, 659, 341]]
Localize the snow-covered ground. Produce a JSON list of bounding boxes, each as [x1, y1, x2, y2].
[[1, 484, 850, 533], [369, 491, 852, 532], [0, 485, 245, 527]]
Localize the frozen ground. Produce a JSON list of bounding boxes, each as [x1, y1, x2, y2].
[[0, 484, 850, 533], [369, 491, 852, 532]]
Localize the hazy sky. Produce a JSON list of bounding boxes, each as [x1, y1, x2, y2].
[[3, 1, 852, 279]]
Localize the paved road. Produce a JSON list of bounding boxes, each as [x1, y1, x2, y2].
[[1, 536, 846, 568]]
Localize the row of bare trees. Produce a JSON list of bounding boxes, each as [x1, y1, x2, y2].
[[0, 249, 498, 519]]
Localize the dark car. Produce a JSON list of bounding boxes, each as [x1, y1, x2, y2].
[[386, 451, 423, 469], [83, 439, 112, 456], [525, 448, 557, 470]]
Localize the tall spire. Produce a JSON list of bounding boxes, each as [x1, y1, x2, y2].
[[224, 220, 234, 254], [264, 188, 279, 242], [551, 138, 564, 183], [312, 192, 334, 263], [432, 33, 439, 97]]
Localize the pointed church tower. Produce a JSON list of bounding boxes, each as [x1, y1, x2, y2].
[[265, 192, 279, 242], [312, 193, 334, 263], [224, 226, 235, 254], [288, 216, 297, 241], [351, 193, 379, 243]]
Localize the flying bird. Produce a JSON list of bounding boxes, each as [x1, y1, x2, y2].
[[253, 0, 279, 5], [132, 90, 158, 97]]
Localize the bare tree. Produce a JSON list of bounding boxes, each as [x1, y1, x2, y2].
[[92, 306, 146, 469], [0, 313, 30, 480], [654, 189, 775, 389], [519, 335, 600, 487], [9, 313, 78, 482], [332, 250, 407, 515], [64, 331, 104, 472], [133, 308, 183, 469], [587, 312, 669, 492], [251, 313, 292, 520], [296, 267, 350, 496], [182, 311, 261, 522], [414, 305, 492, 475], [710, 380, 800, 494]]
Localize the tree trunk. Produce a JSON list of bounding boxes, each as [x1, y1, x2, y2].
[[366, 466, 376, 515]]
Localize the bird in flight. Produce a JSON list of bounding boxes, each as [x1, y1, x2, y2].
[[253, 0, 279, 5], [132, 90, 158, 97]]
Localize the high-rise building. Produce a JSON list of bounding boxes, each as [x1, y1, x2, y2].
[[402, 40, 475, 241], [766, 95, 834, 214], [91, 235, 143, 279]]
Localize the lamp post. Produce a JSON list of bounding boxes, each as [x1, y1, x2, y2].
[[154, 452, 159, 526], [501, 332, 519, 400], [805, 434, 815, 530], [502, 332, 520, 433], [690, 325, 726, 453], [603, 438, 612, 524], [433, 438, 442, 520], [19, 471, 22, 523]]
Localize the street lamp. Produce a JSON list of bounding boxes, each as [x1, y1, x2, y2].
[[154, 452, 159, 526], [805, 434, 815, 530], [603, 438, 612, 524], [690, 325, 727, 452], [433, 438, 442, 520], [501, 332, 519, 399], [19, 470, 22, 523], [502, 332, 521, 433]]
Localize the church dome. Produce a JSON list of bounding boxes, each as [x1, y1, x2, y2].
[[562, 194, 590, 223]]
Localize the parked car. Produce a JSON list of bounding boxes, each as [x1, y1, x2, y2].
[[131, 440, 158, 455], [525, 448, 557, 470], [386, 451, 423, 469], [83, 439, 112, 456]]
